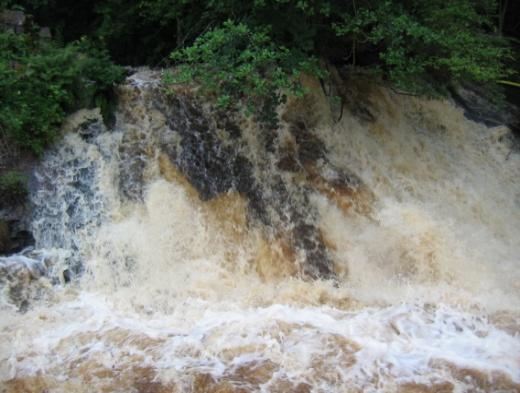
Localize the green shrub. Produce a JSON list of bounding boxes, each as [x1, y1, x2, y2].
[[167, 21, 324, 127], [164, 1, 513, 122], [333, 0, 514, 94], [3, 1, 515, 128], [0, 32, 123, 154]]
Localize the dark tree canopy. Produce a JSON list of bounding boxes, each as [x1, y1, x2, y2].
[[1, 0, 518, 149]]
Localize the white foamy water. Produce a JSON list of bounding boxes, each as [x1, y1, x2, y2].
[[1, 71, 519, 392]]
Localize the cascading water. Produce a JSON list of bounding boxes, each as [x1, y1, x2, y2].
[[1, 69, 519, 392]]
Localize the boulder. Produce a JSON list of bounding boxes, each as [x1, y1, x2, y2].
[[0, 251, 50, 311], [0, 217, 34, 256], [61, 108, 106, 141], [450, 82, 520, 136]]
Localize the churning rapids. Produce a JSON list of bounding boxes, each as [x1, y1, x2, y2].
[[1, 70, 520, 392]]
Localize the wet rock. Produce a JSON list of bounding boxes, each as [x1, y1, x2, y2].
[[3, 224, 33, 254], [62, 269, 71, 283], [157, 94, 258, 202], [0, 251, 50, 311], [326, 67, 378, 123], [293, 223, 334, 279], [0, 205, 34, 256], [118, 126, 150, 201], [0, 151, 35, 256], [112, 72, 372, 280], [350, 104, 377, 123], [61, 108, 106, 141], [317, 162, 361, 189], [156, 93, 337, 278], [77, 118, 105, 141], [288, 118, 362, 189], [215, 111, 242, 139], [450, 83, 520, 135], [0, 220, 9, 253], [277, 153, 300, 172], [291, 122, 326, 164]]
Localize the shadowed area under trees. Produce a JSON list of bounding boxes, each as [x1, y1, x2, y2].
[[0, 0, 519, 153]]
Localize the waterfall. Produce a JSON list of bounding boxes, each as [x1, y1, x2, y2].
[[1, 69, 519, 392]]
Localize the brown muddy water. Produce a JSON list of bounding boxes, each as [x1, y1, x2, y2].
[[1, 70, 519, 392]]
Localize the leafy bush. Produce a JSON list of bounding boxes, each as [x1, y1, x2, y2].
[[167, 21, 324, 127], [3, 0, 516, 127], [333, 0, 514, 94], [0, 32, 123, 154], [163, 1, 513, 124]]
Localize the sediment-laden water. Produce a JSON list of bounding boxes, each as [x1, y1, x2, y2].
[[1, 70, 519, 392]]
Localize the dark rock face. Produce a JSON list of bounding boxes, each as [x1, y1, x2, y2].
[[119, 127, 150, 201], [159, 95, 256, 201], [0, 219, 34, 255], [292, 121, 326, 164], [293, 223, 333, 279], [154, 94, 275, 228], [0, 221, 8, 252], [450, 83, 520, 137], [114, 72, 372, 280], [0, 140, 37, 256], [76, 118, 105, 142], [153, 93, 352, 279], [0, 178, 34, 256]]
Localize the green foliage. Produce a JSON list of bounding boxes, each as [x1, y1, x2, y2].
[[0, 32, 123, 154], [93, 0, 206, 65], [3, 0, 517, 127], [0, 170, 28, 204], [333, 0, 514, 94], [163, 0, 513, 121], [167, 21, 323, 127]]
